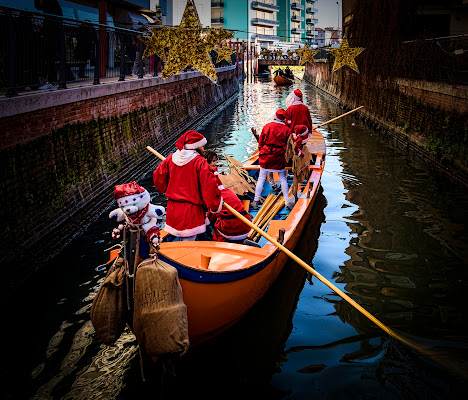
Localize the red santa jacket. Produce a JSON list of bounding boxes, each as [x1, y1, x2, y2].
[[258, 121, 291, 170], [208, 185, 252, 242], [285, 103, 312, 131], [153, 154, 222, 237]]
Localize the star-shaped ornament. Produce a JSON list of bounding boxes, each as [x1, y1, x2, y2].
[[330, 38, 364, 73], [142, 0, 233, 82], [299, 44, 319, 65], [261, 49, 270, 59], [215, 45, 234, 64], [275, 50, 283, 58], [141, 27, 171, 61]]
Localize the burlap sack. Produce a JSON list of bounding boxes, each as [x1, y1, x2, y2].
[[90, 255, 127, 345], [133, 257, 189, 357]]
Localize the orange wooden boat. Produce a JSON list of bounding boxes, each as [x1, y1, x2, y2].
[[274, 74, 294, 85], [151, 130, 326, 345]]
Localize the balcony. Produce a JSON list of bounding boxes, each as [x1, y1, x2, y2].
[[251, 1, 280, 13], [306, 30, 315, 37], [211, 17, 224, 24], [306, 18, 318, 25], [251, 18, 280, 27], [256, 34, 280, 42], [306, 0, 316, 3], [291, 28, 305, 34], [291, 15, 304, 22], [306, 7, 318, 14], [211, 1, 224, 7], [291, 3, 304, 11]]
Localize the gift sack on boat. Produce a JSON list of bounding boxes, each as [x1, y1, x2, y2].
[[133, 257, 189, 357], [90, 254, 127, 345]]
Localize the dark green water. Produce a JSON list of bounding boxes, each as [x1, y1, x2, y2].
[[4, 77, 468, 399]]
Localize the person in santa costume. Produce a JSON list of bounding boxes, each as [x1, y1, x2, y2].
[[252, 109, 294, 210], [284, 89, 312, 132], [153, 130, 223, 241], [204, 151, 252, 243], [291, 124, 311, 157]]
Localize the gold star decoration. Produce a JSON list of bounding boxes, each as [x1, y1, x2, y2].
[[295, 46, 304, 58], [141, 27, 171, 62], [330, 38, 365, 73], [275, 50, 283, 58], [261, 49, 270, 59], [287, 50, 294, 58], [299, 43, 319, 65], [141, 0, 233, 82], [215, 45, 234, 64]]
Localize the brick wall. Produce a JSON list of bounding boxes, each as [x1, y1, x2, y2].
[[304, 62, 468, 186], [0, 67, 239, 293]]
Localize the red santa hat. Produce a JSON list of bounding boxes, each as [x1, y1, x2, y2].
[[175, 130, 207, 151], [275, 108, 287, 121], [293, 124, 309, 137], [114, 181, 148, 207], [293, 89, 303, 99]]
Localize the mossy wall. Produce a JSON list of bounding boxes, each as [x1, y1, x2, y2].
[[304, 62, 468, 186], [0, 68, 239, 291]]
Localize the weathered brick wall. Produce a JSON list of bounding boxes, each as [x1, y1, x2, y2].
[[304, 62, 468, 186], [0, 67, 239, 292]]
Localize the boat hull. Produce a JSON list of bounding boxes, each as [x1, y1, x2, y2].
[[274, 74, 294, 85]]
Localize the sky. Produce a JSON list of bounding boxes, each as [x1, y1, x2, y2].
[[315, 0, 342, 30]]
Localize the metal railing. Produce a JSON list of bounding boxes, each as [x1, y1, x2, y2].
[[0, 8, 232, 97]]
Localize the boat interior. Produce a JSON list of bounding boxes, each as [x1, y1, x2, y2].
[[155, 131, 326, 273]]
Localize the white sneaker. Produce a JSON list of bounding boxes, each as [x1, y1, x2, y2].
[[39, 83, 57, 90], [285, 196, 296, 210]]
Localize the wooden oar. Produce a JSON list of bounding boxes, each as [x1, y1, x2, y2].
[[221, 201, 425, 352], [312, 106, 363, 130], [147, 145, 466, 376]]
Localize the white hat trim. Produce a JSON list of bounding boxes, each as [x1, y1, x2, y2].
[[217, 230, 249, 240], [117, 189, 149, 206], [184, 137, 207, 150]]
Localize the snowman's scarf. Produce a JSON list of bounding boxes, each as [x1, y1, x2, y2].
[[126, 204, 149, 224]]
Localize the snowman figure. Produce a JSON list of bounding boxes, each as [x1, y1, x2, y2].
[[109, 181, 165, 245]]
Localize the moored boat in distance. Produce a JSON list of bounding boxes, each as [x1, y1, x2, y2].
[[274, 74, 294, 85], [153, 130, 326, 346]]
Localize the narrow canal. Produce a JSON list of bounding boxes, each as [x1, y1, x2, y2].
[[5, 77, 468, 399]]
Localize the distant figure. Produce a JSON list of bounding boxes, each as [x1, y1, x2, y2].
[[284, 66, 293, 78], [34, 0, 63, 88], [285, 89, 312, 131], [252, 109, 294, 210], [132, 26, 150, 77], [204, 150, 252, 243], [153, 130, 223, 241], [273, 68, 283, 77], [73, 21, 93, 79]]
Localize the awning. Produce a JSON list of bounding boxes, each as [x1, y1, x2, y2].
[[114, 9, 155, 31], [1, 0, 114, 26], [58, 0, 115, 26]]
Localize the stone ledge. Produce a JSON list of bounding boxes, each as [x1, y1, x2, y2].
[[395, 78, 468, 100], [0, 65, 237, 119]]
